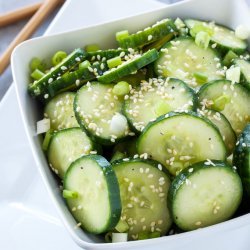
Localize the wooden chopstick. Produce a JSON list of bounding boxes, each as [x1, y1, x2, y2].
[[0, 0, 63, 75], [0, 2, 42, 28]]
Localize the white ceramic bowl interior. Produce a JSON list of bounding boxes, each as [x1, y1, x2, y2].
[[12, 0, 250, 249]]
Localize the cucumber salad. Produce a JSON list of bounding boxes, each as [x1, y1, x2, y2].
[[29, 17, 250, 242]]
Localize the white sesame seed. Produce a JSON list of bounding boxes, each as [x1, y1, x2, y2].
[[48, 78, 53, 83], [61, 66, 67, 71], [148, 35, 153, 41]]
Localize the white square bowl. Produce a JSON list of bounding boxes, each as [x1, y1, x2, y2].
[[11, 0, 250, 249]]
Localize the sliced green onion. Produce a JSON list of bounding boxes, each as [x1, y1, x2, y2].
[[85, 44, 100, 52], [116, 30, 129, 41], [52, 51, 68, 66], [107, 56, 122, 69], [42, 129, 53, 151], [226, 66, 241, 83], [193, 72, 208, 84], [155, 101, 171, 116], [31, 69, 45, 80], [30, 57, 46, 71], [37, 118, 50, 134], [223, 50, 238, 66], [190, 23, 214, 37], [174, 18, 185, 29], [79, 60, 91, 70], [115, 220, 129, 233], [112, 233, 128, 243], [111, 151, 126, 163], [62, 189, 78, 199], [212, 95, 230, 111], [195, 31, 210, 49], [112, 81, 130, 96]]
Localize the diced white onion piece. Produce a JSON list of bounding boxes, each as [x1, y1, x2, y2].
[[110, 113, 128, 134], [112, 233, 128, 243], [37, 118, 50, 134], [235, 25, 250, 40], [226, 66, 241, 83]]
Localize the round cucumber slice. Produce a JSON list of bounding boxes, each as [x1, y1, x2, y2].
[[64, 155, 121, 234], [123, 78, 197, 133], [198, 79, 250, 135], [137, 112, 227, 175], [185, 19, 247, 54], [233, 124, 250, 196], [44, 92, 79, 130], [74, 81, 131, 145], [112, 159, 172, 240], [154, 37, 223, 89], [168, 160, 243, 231], [48, 127, 98, 178]]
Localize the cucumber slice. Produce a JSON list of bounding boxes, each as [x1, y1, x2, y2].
[[47, 127, 98, 178], [123, 78, 197, 133], [74, 82, 130, 145], [98, 49, 158, 83], [47, 62, 107, 98], [185, 19, 247, 54], [198, 79, 250, 135], [233, 124, 250, 196], [28, 48, 86, 100], [112, 159, 172, 240], [137, 112, 226, 175], [234, 59, 250, 89], [87, 49, 129, 61], [168, 161, 243, 231], [198, 109, 236, 155], [154, 37, 223, 88], [117, 19, 177, 49], [44, 92, 78, 130], [64, 155, 121, 234]]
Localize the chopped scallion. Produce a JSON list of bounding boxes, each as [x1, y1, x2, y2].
[[195, 31, 210, 49], [112, 81, 130, 96], [212, 95, 230, 111], [107, 56, 122, 69], [226, 66, 241, 83], [112, 233, 128, 243], [42, 129, 53, 151], [79, 60, 91, 70], [85, 44, 100, 52], [193, 72, 208, 84], [52, 51, 68, 66], [31, 69, 45, 80], [115, 220, 129, 233], [223, 50, 238, 66], [190, 23, 214, 37], [62, 189, 78, 199], [116, 30, 129, 41], [30, 57, 46, 71]]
